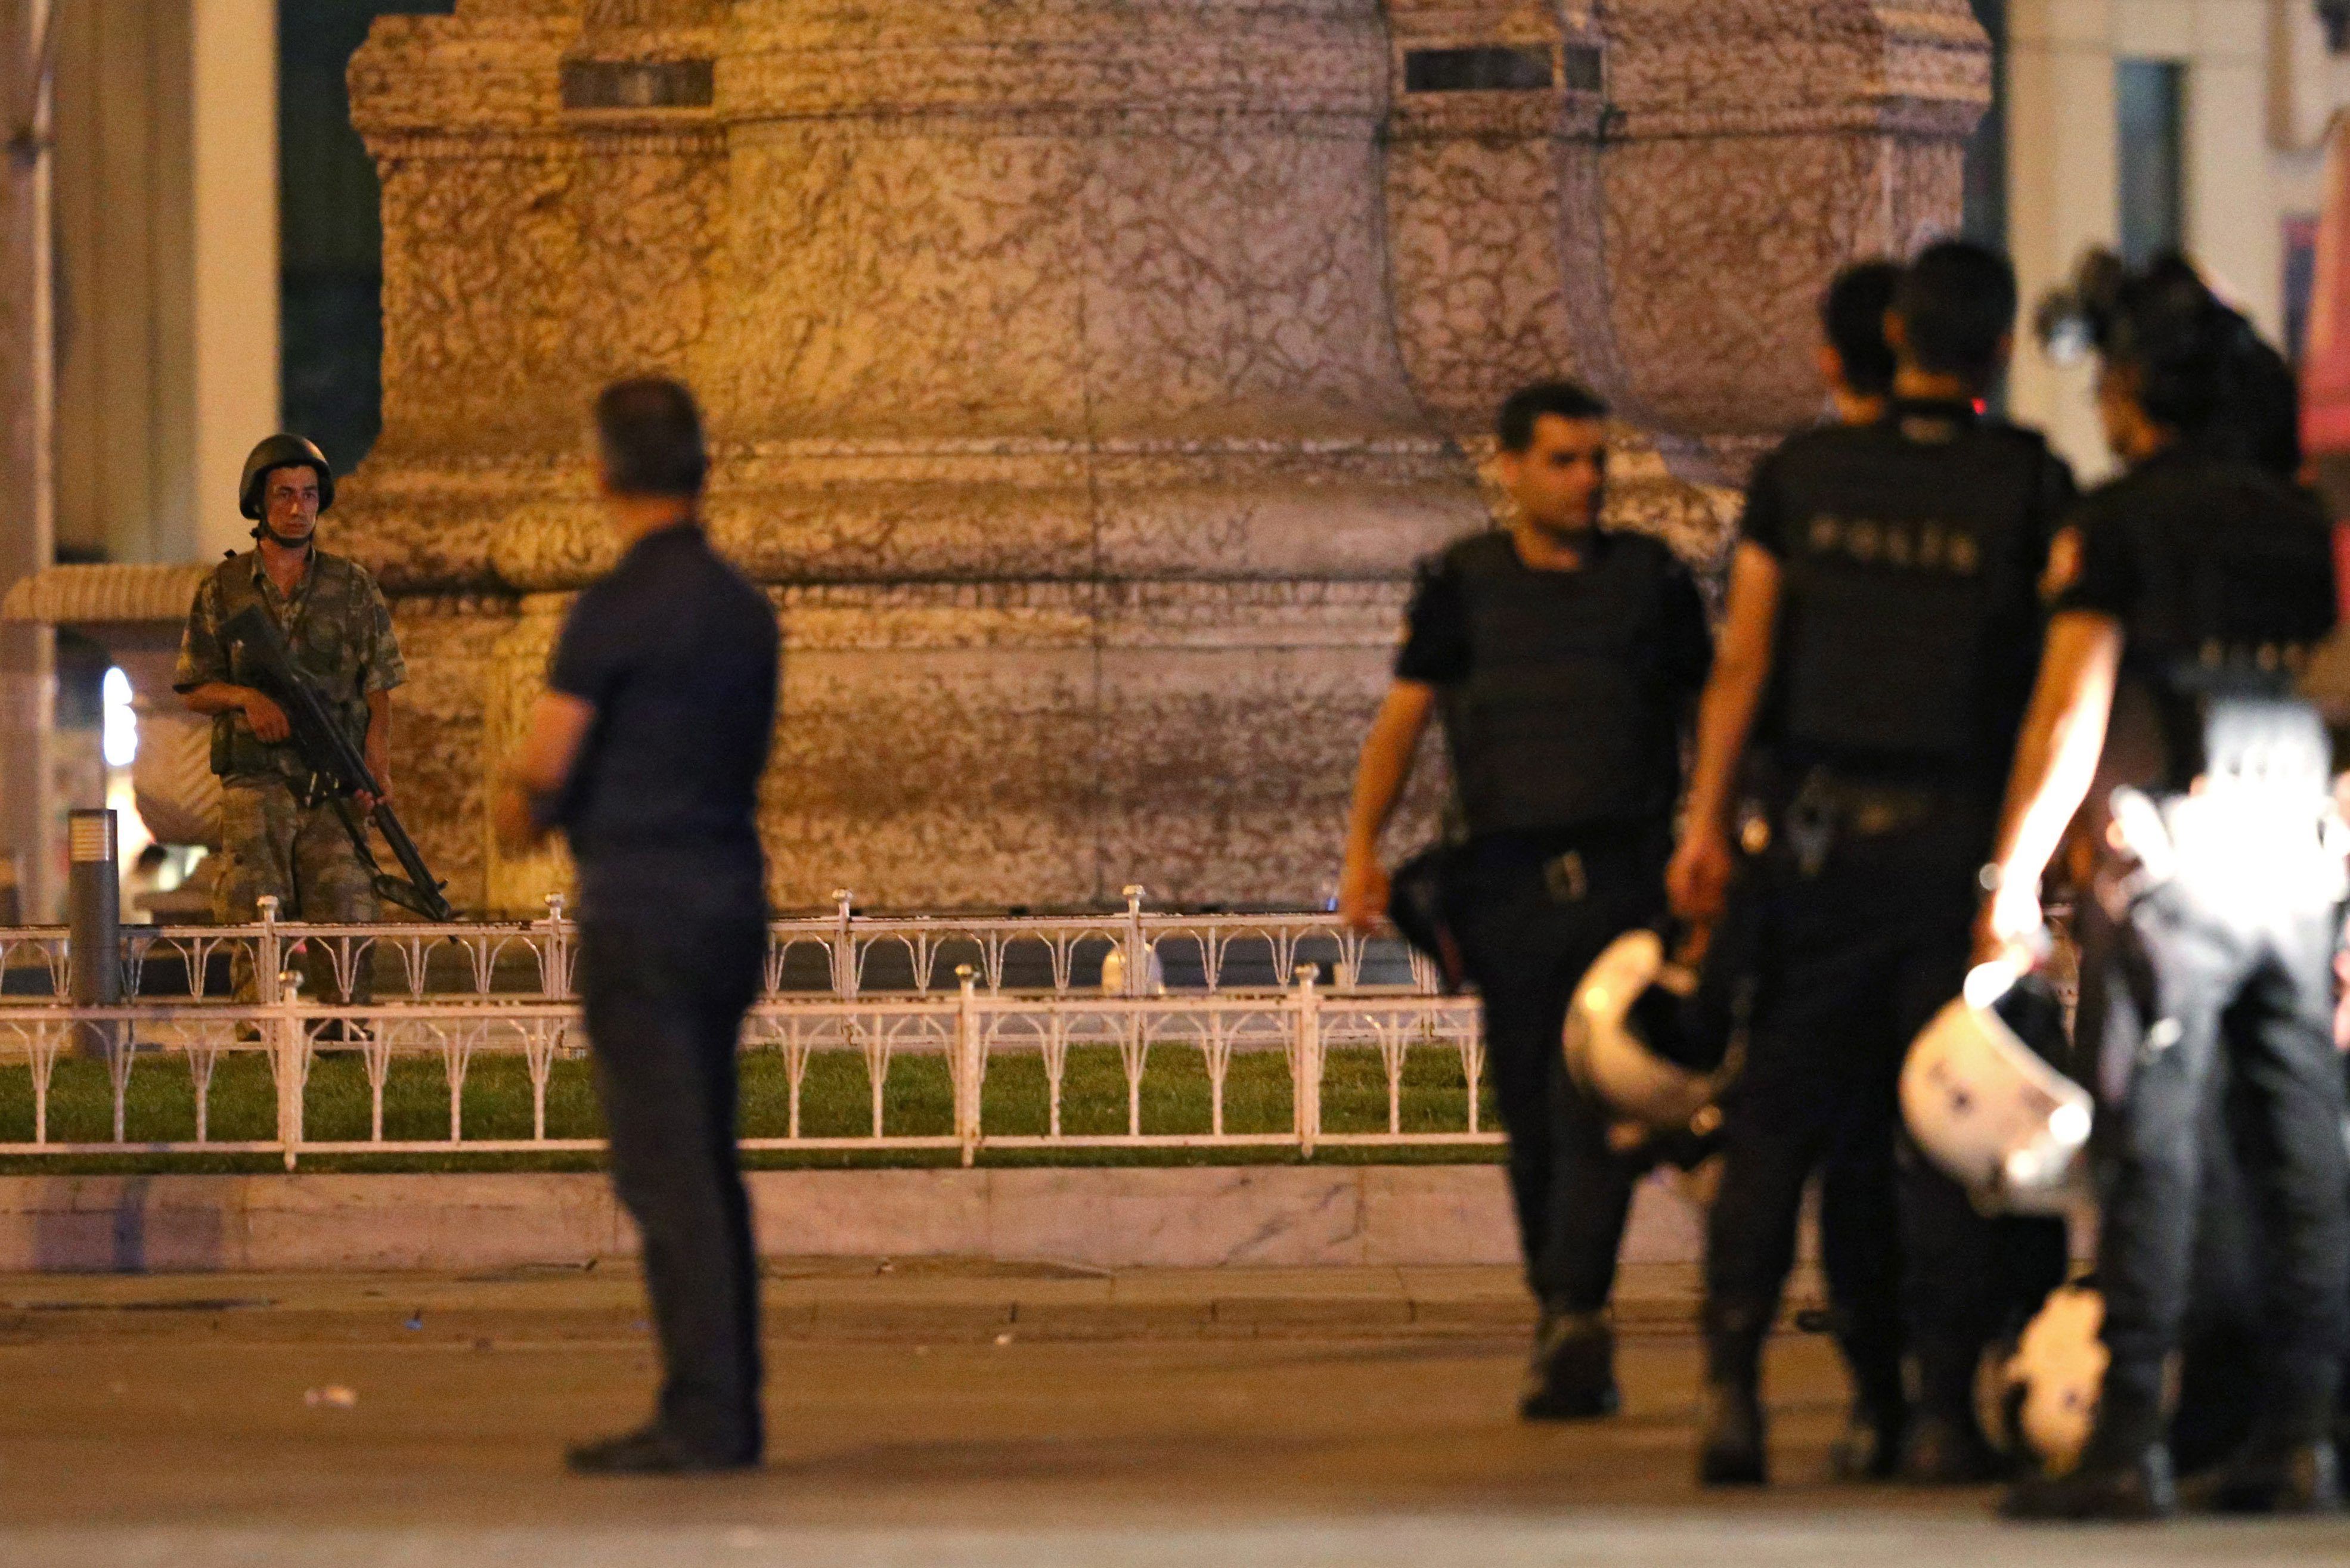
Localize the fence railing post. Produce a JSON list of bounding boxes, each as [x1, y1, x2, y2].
[[1120, 884, 1146, 997], [831, 889, 857, 999], [275, 967, 305, 1170], [541, 892, 569, 997], [255, 895, 281, 1011], [1294, 963, 1321, 1159], [954, 964, 983, 1168]]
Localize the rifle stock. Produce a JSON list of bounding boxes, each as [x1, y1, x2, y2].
[[222, 604, 456, 921]]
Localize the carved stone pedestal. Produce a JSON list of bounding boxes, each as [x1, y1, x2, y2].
[[342, 0, 1987, 915]]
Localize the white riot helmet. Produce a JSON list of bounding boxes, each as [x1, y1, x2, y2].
[[1901, 959, 2092, 1215], [2001, 1284, 2107, 1476], [1562, 930, 1733, 1134]]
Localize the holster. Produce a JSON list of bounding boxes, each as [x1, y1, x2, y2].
[[1387, 842, 1469, 994]]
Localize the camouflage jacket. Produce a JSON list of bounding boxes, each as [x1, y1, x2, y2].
[[173, 548, 407, 783]]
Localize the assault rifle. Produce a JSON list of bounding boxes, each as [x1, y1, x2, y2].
[[221, 604, 455, 922]]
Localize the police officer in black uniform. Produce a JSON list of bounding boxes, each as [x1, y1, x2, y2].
[[1988, 280, 2350, 1520], [1340, 381, 1713, 1420], [1668, 241, 2077, 1486]]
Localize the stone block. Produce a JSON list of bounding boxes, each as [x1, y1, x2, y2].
[[1359, 1164, 1515, 1267], [985, 1168, 1367, 1269], [747, 1170, 991, 1259]]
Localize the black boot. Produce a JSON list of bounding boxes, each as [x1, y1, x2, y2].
[[2002, 1442, 2177, 1520], [2203, 1369, 2347, 1513], [1903, 1407, 2006, 1485], [1519, 1309, 1619, 1421], [1698, 1301, 1769, 1486], [1828, 1399, 1908, 1482], [2203, 1439, 2341, 1514], [2004, 1392, 2177, 1521], [1827, 1339, 1908, 1482], [565, 1423, 760, 1476], [1700, 1380, 1768, 1486], [1905, 1339, 2002, 1484]]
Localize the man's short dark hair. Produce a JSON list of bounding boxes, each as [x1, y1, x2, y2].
[[1893, 240, 2019, 386], [1821, 260, 1902, 396], [595, 377, 708, 499], [2109, 288, 2246, 443], [1498, 380, 1611, 453]]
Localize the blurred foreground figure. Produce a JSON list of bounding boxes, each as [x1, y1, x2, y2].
[[1339, 381, 1713, 1422], [1668, 242, 2076, 1488], [496, 380, 779, 1474], [1988, 275, 2350, 1521]]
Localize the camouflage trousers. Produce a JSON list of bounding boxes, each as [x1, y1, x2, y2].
[[212, 778, 379, 1007]]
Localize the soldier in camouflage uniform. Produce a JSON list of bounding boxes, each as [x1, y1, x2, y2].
[[173, 436, 406, 1007]]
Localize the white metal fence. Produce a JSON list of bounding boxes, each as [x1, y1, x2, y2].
[[0, 890, 1492, 1166]]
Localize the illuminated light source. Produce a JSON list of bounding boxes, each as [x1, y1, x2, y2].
[[101, 667, 138, 768]]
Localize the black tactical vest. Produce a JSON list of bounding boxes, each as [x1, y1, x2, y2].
[[1438, 530, 1689, 839], [201, 551, 375, 780], [2093, 452, 2338, 791], [1761, 405, 2055, 781]]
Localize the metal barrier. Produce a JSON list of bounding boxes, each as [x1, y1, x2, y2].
[[0, 890, 1490, 1166], [0, 887, 1441, 1005]]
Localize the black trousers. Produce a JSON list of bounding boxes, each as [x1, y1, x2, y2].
[[2076, 831, 2350, 1447], [1704, 817, 2069, 1411], [579, 912, 767, 1461], [1451, 828, 1670, 1314], [2168, 1063, 2277, 1473]]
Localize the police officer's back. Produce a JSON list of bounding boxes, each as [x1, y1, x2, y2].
[[1670, 241, 2078, 1486], [1988, 288, 2349, 1519]]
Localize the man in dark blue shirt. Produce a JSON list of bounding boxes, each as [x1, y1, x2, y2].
[[495, 378, 778, 1474]]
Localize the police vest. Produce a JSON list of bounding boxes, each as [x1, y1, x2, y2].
[[203, 552, 374, 781], [2104, 457, 2338, 792], [1765, 411, 2053, 777], [1438, 531, 1686, 839]]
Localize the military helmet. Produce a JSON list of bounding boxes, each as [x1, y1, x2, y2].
[[238, 434, 335, 520], [1902, 960, 2092, 1215]]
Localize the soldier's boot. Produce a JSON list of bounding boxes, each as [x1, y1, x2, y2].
[[1903, 1338, 2004, 1485], [1827, 1337, 1909, 1482], [1698, 1302, 1769, 1487], [1519, 1309, 1619, 1421], [2003, 1390, 2177, 1522]]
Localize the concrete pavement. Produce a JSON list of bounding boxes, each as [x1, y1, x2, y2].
[[0, 1262, 2343, 1564]]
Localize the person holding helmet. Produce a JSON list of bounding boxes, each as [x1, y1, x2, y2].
[[1338, 380, 1714, 1424], [1667, 241, 2078, 1488], [173, 436, 405, 999], [1985, 277, 2350, 1521]]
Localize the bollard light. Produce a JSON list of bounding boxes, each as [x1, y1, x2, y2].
[[67, 809, 122, 1058]]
